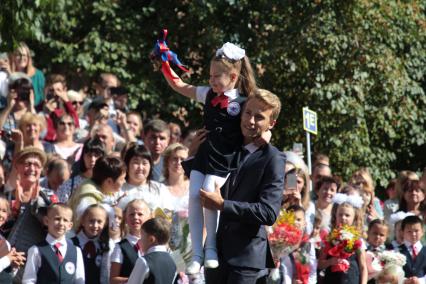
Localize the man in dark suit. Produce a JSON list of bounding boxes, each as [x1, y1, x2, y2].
[[200, 89, 285, 284]]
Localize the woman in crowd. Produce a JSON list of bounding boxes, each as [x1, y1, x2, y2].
[[121, 143, 172, 211], [51, 113, 83, 162], [40, 155, 70, 193], [57, 137, 105, 203], [9, 43, 45, 107], [350, 168, 384, 222], [398, 179, 424, 216], [314, 175, 339, 230], [282, 167, 315, 234]]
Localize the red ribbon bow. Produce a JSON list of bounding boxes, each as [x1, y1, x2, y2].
[[211, 94, 229, 109]]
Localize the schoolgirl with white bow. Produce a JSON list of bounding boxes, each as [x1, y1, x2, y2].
[[318, 192, 368, 284], [161, 42, 260, 274], [71, 204, 110, 284]]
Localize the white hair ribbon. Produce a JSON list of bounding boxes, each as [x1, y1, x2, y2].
[[216, 42, 245, 60], [332, 193, 364, 208], [389, 211, 415, 227]]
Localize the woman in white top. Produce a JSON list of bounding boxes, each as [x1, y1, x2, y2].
[[121, 143, 172, 211], [314, 175, 340, 231], [52, 113, 82, 161]]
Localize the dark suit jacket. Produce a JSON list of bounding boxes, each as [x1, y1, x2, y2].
[[216, 143, 285, 270]]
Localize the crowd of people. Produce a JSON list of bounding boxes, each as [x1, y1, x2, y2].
[[0, 41, 423, 284]]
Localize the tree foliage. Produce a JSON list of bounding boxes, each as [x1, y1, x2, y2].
[[1, 0, 425, 186]]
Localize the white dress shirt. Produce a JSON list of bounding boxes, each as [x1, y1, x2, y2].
[[0, 236, 11, 273], [22, 234, 85, 284], [126, 245, 169, 284], [110, 234, 142, 264]]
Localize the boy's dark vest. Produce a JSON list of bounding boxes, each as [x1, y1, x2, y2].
[[36, 239, 77, 284], [118, 239, 138, 277], [399, 245, 426, 278], [71, 236, 100, 284], [144, 251, 177, 284]]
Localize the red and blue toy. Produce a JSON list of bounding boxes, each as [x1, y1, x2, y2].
[[151, 29, 189, 80]]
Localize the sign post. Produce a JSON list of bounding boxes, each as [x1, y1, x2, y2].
[[303, 107, 318, 179]]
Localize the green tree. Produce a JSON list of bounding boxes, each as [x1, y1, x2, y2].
[[1, 0, 425, 186]]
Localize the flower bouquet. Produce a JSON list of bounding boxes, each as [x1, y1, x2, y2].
[[324, 224, 363, 272], [268, 209, 304, 261], [376, 251, 406, 284], [267, 209, 303, 281]]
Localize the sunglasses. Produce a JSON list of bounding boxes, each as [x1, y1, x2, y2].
[[72, 101, 83, 106], [59, 121, 74, 127]]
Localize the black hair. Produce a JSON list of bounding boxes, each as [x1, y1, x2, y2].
[[79, 136, 106, 173], [91, 156, 126, 186], [123, 144, 153, 182], [286, 204, 305, 214], [142, 217, 171, 245], [368, 219, 388, 232], [401, 215, 423, 231], [316, 175, 341, 193]]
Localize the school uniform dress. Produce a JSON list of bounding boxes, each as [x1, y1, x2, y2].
[[111, 234, 142, 278], [192, 87, 246, 177], [127, 245, 177, 284], [71, 231, 103, 284], [22, 234, 85, 284], [399, 241, 426, 281]]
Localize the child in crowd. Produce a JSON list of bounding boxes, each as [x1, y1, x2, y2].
[[22, 203, 85, 283], [161, 41, 259, 273], [71, 204, 109, 284], [0, 195, 26, 283], [110, 199, 151, 284], [389, 211, 414, 250], [318, 193, 368, 284], [399, 215, 426, 283], [127, 217, 177, 284], [365, 219, 389, 283], [280, 205, 317, 284]]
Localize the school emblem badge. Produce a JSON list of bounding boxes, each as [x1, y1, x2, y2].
[[227, 102, 241, 116], [65, 262, 75, 275]]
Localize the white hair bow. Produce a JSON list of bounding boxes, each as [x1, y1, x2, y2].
[[216, 42, 245, 60], [389, 211, 415, 227], [332, 193, 364, 208]]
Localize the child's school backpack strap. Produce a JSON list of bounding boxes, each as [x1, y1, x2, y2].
[[118, 239, 138, 277]]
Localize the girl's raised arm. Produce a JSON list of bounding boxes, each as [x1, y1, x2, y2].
[[162, 67, 196, 100]]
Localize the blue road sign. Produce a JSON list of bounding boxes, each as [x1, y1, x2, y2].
[[303, 107, 317, 135]]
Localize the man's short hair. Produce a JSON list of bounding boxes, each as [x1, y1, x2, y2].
[[141, 217, 171, 245], [46, 74, 66, 88], [248, 89, 281, 121], [144, 119, 170, 136]]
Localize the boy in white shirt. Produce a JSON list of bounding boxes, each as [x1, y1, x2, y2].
[[22, 203, 85, 284], [127, 217, 176, 284]]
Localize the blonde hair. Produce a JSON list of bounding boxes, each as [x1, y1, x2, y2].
[[10, 43, 37, 76], [331, 202, 364, 233], [121, 199, 151, 234], [162, 143, 188, 180], [247, 89, 282, 121], [19, 113, 46, 134], [283, 168, 311, 210], [350, 168, 375, 207], [211, 54, 257, 97]]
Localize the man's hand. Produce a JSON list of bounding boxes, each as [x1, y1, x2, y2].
[[200, 183, 224, 211]]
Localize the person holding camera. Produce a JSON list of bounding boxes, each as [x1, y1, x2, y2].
[[0, 73, 36, 134], [41, 74, 79, 142]]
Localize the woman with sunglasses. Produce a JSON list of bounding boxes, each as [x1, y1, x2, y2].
[[49, 113, 83, 162]]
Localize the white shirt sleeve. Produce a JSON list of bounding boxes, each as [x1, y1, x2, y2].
[[0, 255, 11, 273], [308, 242, 317, 284], [110, 243, 123, 264], [418, 276, 426, 284], [22, 246, 41, 284], [74, 247, 85, 284], [195, 86, 210, 104], [127, 257, 149, 284]]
